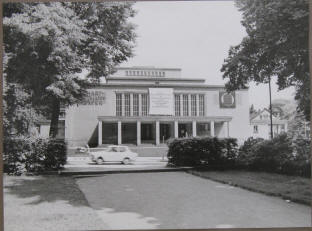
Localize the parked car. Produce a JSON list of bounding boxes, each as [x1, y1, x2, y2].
[[88, 145, 138, 165]]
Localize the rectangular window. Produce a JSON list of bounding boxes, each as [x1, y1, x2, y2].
[[124, 94, 130, 116], [175, 95, 181, 116], [253, 125, 258, 133], [183, 94, 188, 116], [116, 93, 122, 116], [133, 94, 139, 116], [142, 94, 148, 116], [191, 95, 197, 116], [199, 95, 204, 116]]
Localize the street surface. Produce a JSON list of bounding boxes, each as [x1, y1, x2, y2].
[[76, 172, 311, 229]]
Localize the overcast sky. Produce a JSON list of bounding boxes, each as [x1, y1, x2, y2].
[[122, 1, 295, 109]]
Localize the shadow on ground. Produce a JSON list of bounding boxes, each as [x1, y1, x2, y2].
[[4, 175, 89, 207]]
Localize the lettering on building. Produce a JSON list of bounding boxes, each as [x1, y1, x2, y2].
[[81, 91, 106, 105]]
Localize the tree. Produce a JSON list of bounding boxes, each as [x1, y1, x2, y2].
[[221, 0, 309, 120], [3, 2, 136, 137]]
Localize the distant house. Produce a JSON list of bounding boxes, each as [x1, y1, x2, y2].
[[250, 108, 288, 139]]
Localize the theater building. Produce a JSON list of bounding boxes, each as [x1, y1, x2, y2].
[[61, 67, 250, 147]]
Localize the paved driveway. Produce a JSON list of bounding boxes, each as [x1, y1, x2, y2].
[[76, 172, 311, 229]]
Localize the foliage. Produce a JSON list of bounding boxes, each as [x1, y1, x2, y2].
[[221, 0, 309, 120], [3, 2, 136, 137], [3, 137, 67, 175], [3, 84, 39, 137], [237, 134, 310, 177], [167, 137, 238, 168]]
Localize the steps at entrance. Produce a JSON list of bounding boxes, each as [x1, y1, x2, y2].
[[67, 144, 168, 157]]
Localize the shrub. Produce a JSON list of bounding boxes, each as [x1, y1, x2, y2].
[[237, 134, 310, 177], [3, 137, 67, 175], [44, 139, 67, 170], [167, 136, 238, 168]]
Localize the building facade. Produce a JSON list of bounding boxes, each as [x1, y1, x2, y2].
[[250, 109, 288, 139], [61, 67, 250, 147]]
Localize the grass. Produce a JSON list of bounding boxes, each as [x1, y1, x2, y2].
[[188, 170, 311, 205], [4, 175, 105, 231]]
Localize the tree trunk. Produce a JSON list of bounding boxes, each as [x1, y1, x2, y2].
[[49, 97, 60, 138]]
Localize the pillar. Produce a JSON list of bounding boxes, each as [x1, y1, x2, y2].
[[174, 121, 179, 138], [137, 121, 141, 145], [98, 121, 102, 146], [156, 121, 160, 145], [192, 121, 197, 137], [226, 121, 229, 138], [118, 121, 122, 145], [211, 121, 215, 137]]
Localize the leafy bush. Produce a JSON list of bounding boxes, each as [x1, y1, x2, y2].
[[3, 137, 67, 175], [237, 134, 311, 177], [167, 136, 238, 168]]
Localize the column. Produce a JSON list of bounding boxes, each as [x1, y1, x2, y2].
[[192, 121, 197, 137], [138, 94, 142, 116], [121, 94, 125, 116], [130, 93, 133, 116], [174, 121, 179, 138], [211, 121, 215, 137], [226, 121, 230, 138], [118, 121, 122, 145], [196, 94, 199, 116], [137, 121, 141, 145], [155, 121, 160, 145], [98, 121, 102, 146]]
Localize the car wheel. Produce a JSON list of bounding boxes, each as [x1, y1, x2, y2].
[[122, 157, 130, 165], [96, 157, 104, 165]]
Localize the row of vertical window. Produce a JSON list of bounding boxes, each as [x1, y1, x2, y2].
[[125, 70, 165, 77], [174, 94, 204, 116], [116, 93, 148, 116], [116, 93, 204, 117]]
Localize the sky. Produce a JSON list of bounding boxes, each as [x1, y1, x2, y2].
[[122, 1, 295, 109]]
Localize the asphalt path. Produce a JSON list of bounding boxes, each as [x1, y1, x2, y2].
[[76, 172, 311, 229]]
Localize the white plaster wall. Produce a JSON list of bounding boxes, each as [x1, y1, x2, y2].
[[39, 125, 50, 138], [65, 89, 115, 147], [205, 90, 250, 144]]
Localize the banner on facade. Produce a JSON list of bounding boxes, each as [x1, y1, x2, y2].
[[149, 88, 174, 115]]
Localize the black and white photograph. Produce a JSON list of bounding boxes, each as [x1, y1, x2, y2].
[[2, 0, 311, 230]]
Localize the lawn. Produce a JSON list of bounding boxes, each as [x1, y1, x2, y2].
[[4, 175, 106, 231], [188, 170, 311, 205]]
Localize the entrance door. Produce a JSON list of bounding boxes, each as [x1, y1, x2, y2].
[[141, 124, 153, 141], [160, 124, 171, 142], [178, 124, 187, 138]]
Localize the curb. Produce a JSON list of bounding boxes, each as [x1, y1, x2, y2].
[[59, 167, 193, 176]]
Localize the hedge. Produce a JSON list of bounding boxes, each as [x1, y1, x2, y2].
[[167, 136, 238, 168], [167, 134, 311, 177], [3, 137, 67, 175]]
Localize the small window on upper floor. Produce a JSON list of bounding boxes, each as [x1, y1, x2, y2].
[[253, 125, 258, 134], [125, 71, 128, 76]]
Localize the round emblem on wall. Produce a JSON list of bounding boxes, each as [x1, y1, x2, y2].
[[219, 92, 236, 108]]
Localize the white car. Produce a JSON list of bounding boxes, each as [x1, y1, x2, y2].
[[88, 145, 138, 165]]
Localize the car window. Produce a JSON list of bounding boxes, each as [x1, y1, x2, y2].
[[119, 147, 126, 152]]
